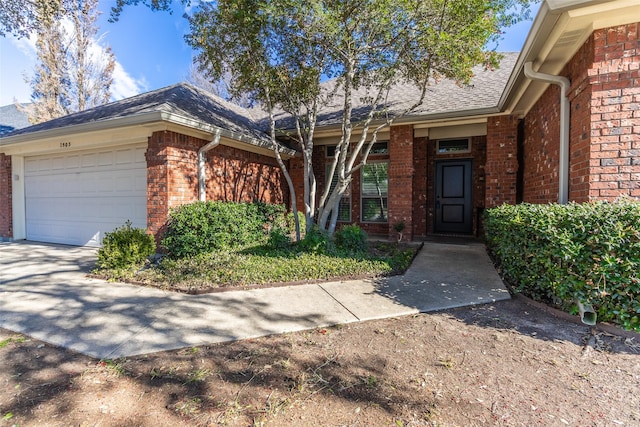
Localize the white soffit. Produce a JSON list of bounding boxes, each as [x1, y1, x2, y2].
[[427, 123, 488, 140]]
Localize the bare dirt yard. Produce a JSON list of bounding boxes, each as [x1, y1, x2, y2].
[[1, 298, 639, 427]]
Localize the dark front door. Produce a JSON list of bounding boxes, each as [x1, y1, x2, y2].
[[435, 160, 472, 234]]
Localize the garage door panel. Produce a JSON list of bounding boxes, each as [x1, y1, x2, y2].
[[25, 145, 147, 247]]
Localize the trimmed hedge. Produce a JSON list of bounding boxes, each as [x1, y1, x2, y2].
[[484, 201, 640, 331], [162, 201, 286, 258]]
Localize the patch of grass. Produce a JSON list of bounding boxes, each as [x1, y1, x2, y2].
[[185, 368, 211, 384], [149, 366, 178, 380], [98, 358, 127, 377], [0, 335, 27, 348], [436, 357, 455, 369], [102, 241, 417, 293]]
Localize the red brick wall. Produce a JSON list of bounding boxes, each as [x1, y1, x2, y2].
[[522, 22, 640, 203], [522, 88, 561, 203], [388, 125, 414, 240], [0, 154, 12, 239], [203, 145, 286, 204], [146, 130, 287, 240], [486, 116, 519, 207], [588, 23, 640, 200], [412, 137, 428, 238], [566, 31, 595, 202], [288, 156, 305, 214]]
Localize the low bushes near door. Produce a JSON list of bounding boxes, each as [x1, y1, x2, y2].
[[96, 202, 417, 293], [484, 201, 640, 331]]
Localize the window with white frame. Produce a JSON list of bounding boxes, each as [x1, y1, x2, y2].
[[361, 162, 388, 222]]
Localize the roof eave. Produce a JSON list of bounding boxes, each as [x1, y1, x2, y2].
[[0, 110, 295, 158], [0, 111, 165, 146]]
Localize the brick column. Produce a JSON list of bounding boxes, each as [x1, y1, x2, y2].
[[146, 133, 170, 240], [587, 23, 640, 200], [388, 124, 414, 240], [485, 116, 519, 208], [146, 131, 203, 241], [0, 154, 12, 239]]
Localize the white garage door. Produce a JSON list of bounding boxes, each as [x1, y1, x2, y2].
[[25, 145, 147, 247]]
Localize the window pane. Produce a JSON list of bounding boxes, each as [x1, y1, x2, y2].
[[437, 138, 470, 153], [362, 198, 388, 222], [337, 198, 351, 222], [361, 162, 388, 222], [370, 141, 389, 155], [362, 163, 388, 196]]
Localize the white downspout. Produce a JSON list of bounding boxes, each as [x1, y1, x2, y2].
[[524, 62, 571, 204], [198, 129, 221, 201]]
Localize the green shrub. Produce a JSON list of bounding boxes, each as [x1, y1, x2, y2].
[[267, 227, 290, 249], [334, 224, 368, 253], [484, 201, 640, 331], [298, 225, 331, 254], [97, 221, 156, 270], [161, 201, 286, 258]]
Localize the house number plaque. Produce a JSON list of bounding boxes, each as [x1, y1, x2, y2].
[[60, 142, 71, 148]]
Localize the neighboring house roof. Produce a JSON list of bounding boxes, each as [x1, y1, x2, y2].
[[0, 104, 31, 136]]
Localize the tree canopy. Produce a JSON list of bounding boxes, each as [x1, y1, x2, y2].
[[0, 0, 182, 37], [186, 0, 531, 236], [1, 0, 532, 238]]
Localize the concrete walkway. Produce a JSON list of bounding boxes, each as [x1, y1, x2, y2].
[[0, 239, 509, 359]]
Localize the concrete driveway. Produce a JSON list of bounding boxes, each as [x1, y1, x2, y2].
[[0, 239, 509, 359]]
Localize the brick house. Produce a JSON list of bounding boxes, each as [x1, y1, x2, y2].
[[1, 0, 639, 246]]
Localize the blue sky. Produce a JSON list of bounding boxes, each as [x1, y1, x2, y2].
[[0, 1, 539, 106]]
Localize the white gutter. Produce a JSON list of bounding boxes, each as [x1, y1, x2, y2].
[[524, 62, 571, 204], [198, 129, 221, 201]]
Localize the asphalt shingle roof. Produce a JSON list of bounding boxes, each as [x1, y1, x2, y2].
[[2, 83, 271, 145], [266, 52, 519, 129], [1, 53, 519, 143]]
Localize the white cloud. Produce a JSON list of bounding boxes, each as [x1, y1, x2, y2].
[[111, 61, 146, 99]]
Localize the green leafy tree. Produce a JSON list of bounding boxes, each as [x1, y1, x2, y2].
[[186, 0, 531, 238], [2, 0, 531, 238], [0, 0, 177, 37]]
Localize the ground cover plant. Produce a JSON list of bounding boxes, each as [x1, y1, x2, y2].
[[484, 201, 640, 331], [94, 201, 417, 293]]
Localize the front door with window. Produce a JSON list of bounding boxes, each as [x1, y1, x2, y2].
[[434, 160, 472, 234]]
